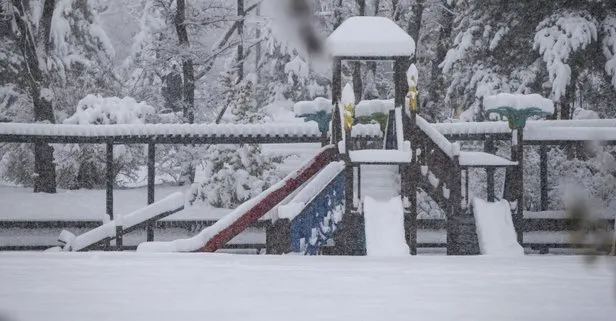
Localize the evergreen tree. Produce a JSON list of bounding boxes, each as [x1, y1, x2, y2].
[[189, 69, 283, 209]]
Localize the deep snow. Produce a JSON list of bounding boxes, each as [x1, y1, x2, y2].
[[0, 253, 614, 321]]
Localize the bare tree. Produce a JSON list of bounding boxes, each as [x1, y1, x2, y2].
[[11, 0, 57, 193]]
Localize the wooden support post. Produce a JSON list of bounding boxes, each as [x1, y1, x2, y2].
[[539, 144, 548, 211], [465, 169, 469, 205], [146, 143, 155, 242], [510, 129, 524, 245], [115, 225, 123, 251], [393, 57, 409, 108], [484, 136, 495, 202], [106, 143, 114, 221], [447, 155, 462, 255], [357, 165, 361, 201]]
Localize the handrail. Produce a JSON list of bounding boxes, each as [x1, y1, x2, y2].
[[59, 192, 185, 251], [416, 115, 459, 159], [278, 161, 345, 221], [394, 107, 406, 151]]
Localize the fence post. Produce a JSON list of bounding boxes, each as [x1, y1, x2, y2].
[[106, 143, 114, 221], [484, 136, 495, 202], [115, 214, 123, 251], [146, 143, 156, 241], [539, 144, 548, 211], [447, 143, 463, 255]]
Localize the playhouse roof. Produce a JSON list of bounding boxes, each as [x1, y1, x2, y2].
[[326, 16, 416, 58]]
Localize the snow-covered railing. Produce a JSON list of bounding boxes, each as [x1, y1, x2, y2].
[[0, 122, 320, 138], [58, 192, 185, 251], [289, 166, 345, 255], [278, 162, 345, 222], [524, 126, 616, 142], [394, 107, 409, 151], [0, 122, 382, 145], [416, 116, 459, 158], [433, 119, 616, 141], [432, 122, 511, 137]]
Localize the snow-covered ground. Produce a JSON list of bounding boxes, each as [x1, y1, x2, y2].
[[0, 253, 614, 321], [0, 185, 230, 222]]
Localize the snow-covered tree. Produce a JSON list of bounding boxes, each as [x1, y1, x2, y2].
[[0, 0, 116, 191], [440, 0, 616, 121], [189, 71, 283, 208], [53, 94, 155, 189]]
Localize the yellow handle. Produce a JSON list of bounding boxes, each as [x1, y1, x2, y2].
[[408, 85, 418, 112], [343, 103, 353, 131]]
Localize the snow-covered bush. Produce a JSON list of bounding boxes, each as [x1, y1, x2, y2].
[[53, 95, 155, 189], [188, 72, 284, 208], [189, 144, 282, 208]]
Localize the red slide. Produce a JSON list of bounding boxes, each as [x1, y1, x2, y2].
[[196, 145, 337, 252]]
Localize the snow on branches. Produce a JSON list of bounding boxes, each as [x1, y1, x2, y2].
[[534, 10, 598, 102], [603, 14, 616, 90]]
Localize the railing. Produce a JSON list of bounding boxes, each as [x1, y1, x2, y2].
[[290, 170, 345, 255]]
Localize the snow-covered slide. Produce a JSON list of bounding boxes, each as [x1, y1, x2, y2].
[[137, 145, 337, 253], [57, 193, 185, 251], [472, 198, 524, 256], [363, 196, 409, 256]]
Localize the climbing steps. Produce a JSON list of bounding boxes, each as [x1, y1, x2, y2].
[[357, 165, 399, 202]]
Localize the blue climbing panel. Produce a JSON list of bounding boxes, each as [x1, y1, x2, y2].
[[290, 171, 345, 255]]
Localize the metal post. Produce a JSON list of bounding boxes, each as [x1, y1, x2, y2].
[[516, 129, 524, 245], [484, 136, 495, 202], [116, 225, 123, 251], [357, 165, 361, 201], [393, 57, 410, 108], [539, 144, 548, 211], [447, 155, 462, 255], [106, 143, 114, 221], [146, 143, 156, 241]]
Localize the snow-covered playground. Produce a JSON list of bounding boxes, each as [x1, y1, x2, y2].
[[2, 2, 616, 320]]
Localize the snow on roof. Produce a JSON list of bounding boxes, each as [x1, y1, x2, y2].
[[484, 93, 554, 114], [351, 123, 383, 138], [293, 97, 332, 116], [355, 99, 395, 117], [326, 16, 416, 57]]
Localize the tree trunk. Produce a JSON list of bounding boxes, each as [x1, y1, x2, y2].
[[236, 0, 244, 82], [175, 0, 196, 185], [351, 0, 366, 103], [407, 0, 424, 49], [12, 0, 57, 193], [426, 0, 455, 120]]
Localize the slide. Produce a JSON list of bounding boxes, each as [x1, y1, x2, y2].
[[137, 145, 337, 253], [56, 193, 185, 251], [472, 198, 524, 256], [363, 196, 409, 256]]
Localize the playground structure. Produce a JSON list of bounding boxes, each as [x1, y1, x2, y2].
[[0, 17, 614, 255]]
